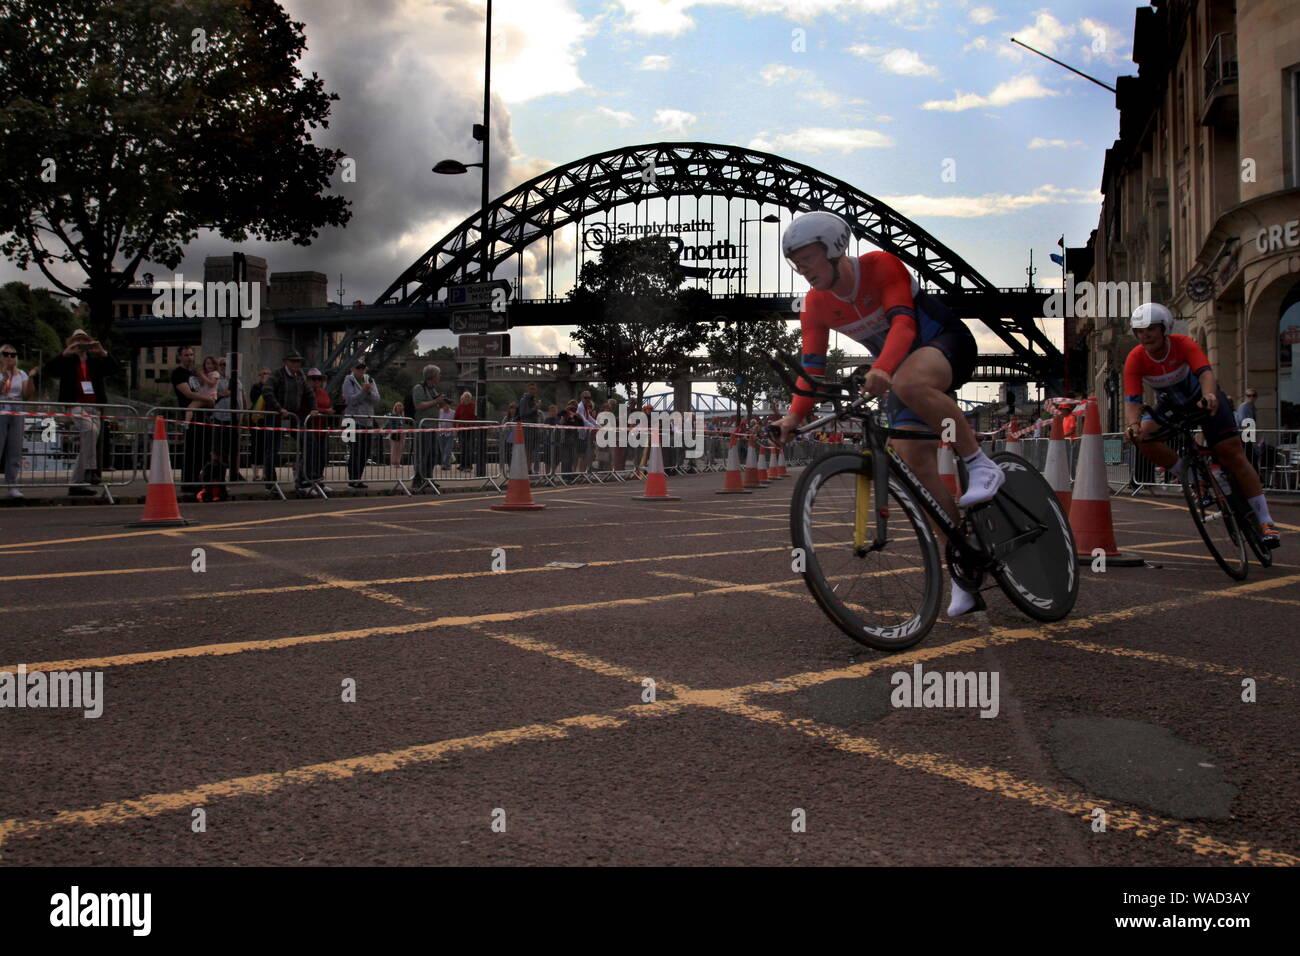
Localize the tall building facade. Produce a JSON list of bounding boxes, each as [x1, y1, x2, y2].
[[1081, 0, 1300, 430]]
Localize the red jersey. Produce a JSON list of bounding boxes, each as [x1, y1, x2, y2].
[[1123, 334, 1211, 408], [790, 251, 963, 419]]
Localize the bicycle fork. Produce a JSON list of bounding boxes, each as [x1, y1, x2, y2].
[[853, 448, 891, 556]]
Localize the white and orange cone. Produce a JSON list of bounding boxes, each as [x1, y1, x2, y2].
[[491, 421, 546, 511], [716, 431, 752, 494], [773, 448, 788, 478], [633, 427, 680, 501], [1044, 411, 1072, 512], [742, 435, 763, 489], [938, 440, 961, 501], [129, 416, 191, 527], [757, 445, 771, 483], [1068, 398, 1141, 565]]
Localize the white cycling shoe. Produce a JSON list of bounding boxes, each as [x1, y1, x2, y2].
[[958, 462, 1006, 508], [948, 578, 987, 617]]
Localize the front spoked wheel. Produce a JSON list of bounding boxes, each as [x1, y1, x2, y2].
[[1182, 457, 1248, 580], [790, 451, 942, 651], [969, 452, 1079, 621]]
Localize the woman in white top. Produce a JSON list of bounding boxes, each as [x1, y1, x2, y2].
[[1, 344, 37, 496]]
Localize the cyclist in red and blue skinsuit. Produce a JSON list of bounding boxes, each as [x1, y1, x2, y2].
[[1124, 303, 1279, 546], [775, 211, 998, 616]]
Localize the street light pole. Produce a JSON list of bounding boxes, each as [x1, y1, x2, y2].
[[481, 0, 492, 282]]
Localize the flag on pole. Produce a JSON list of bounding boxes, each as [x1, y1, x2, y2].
[[1057, 235, 1065, 247], [1050, 253, 1064, 265]]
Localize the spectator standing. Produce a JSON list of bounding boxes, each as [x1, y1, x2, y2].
[[517, 382, 542, 473], [342, 358, 378, 488], [1237, 386, 1260, 470], [437, 397, 455, 469], [35, 330, 121, 495], [1, 344, 36, 497], [411, 365, 442, 490], [260, 351, 311, 490], [213, 357, 243, 484], [558, 400, 580, 476], [542, 403, 560, 475], [248, 367, 271, 468], [167, 346, 207, 494], [299, 368, 334, 493], [386, 401, 409, 469], [454, 391, 477, 472], [576, 390, 599, 474]]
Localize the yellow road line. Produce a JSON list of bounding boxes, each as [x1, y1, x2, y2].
[[0, 566, 181, 582], [655, 570, 1300, 693], [5, 624, 1294, 866], [0, 576, 799, 675], [712, 697, 1299, 866], [0, 701, 686, 854]]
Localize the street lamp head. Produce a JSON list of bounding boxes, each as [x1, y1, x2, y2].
[[433, 160, 469, 175], [761, 214, 780, 223]]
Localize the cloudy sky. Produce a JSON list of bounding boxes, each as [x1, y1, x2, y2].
[[7, 0, 1143, 395]]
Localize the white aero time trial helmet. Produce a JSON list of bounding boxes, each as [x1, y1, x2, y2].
[[782, 211, 852, 261], [1130, 302, 1175, 331]]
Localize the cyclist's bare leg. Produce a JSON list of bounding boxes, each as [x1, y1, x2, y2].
[[1134, 419, 1178, 469], [893, 345, 1002, 506], [889, 428, 959, 528], [1212, 435, 1263, 498], [887, 372, 982, 617], [891, 347, 979, 456]]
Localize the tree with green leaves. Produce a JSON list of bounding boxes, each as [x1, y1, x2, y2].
[[568, 237, 710, 406], [0, 281, 77, 363], [0, 0, 351, 341], [705, 317, 801, 419]]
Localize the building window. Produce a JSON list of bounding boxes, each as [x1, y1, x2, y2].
[[1291, 69, 1300, 189], [146, 347, 155, 364], [1280, 286, 1300, 430], [160, 347, 169, 365]]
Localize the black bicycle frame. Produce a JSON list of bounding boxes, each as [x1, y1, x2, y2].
[[856, 414, 1044, 572]]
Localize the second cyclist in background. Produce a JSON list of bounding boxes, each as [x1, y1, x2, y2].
[[1124, 302, 1280, 548]]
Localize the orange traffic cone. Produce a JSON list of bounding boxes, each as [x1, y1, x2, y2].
[[633, 427, 680, 501], [1004, 415, 1020, 452], [491, 422, 546, 511], [773, 448, 788, 478], [757, 445, 771, 483], [1068, 398, 1141, 565], [938, 440, 961, 501], [129, 416, 191, 527], [742, 435, 764, 489], [1044, 411, 1072, 512], [716, 431, 752, 494]]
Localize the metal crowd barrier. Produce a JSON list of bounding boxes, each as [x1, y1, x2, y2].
[[413, 418, 504, 493], [1, 400, 140, 502], [145, 405, 302, 499]]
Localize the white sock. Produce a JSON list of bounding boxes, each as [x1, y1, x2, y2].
[[1247, 494, 1273, 525], [962, 448, 994, 470], [948, 576, 978, 617]]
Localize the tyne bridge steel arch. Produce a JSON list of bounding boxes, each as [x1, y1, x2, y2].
[[374, 142, 1060, 387]]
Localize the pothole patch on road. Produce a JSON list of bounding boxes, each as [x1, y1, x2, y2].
[[1047, 716, 1237, 820], [776, 675, 895, 728]]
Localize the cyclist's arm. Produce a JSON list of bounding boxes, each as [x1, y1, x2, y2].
[[870, 255, 919, 376], [1122, 347, 1145, 432], [788, 306, 830, 422]]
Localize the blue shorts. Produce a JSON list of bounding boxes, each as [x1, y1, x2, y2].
[[1142, 388, 1239, 446], [885, 322, 978, 430]]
